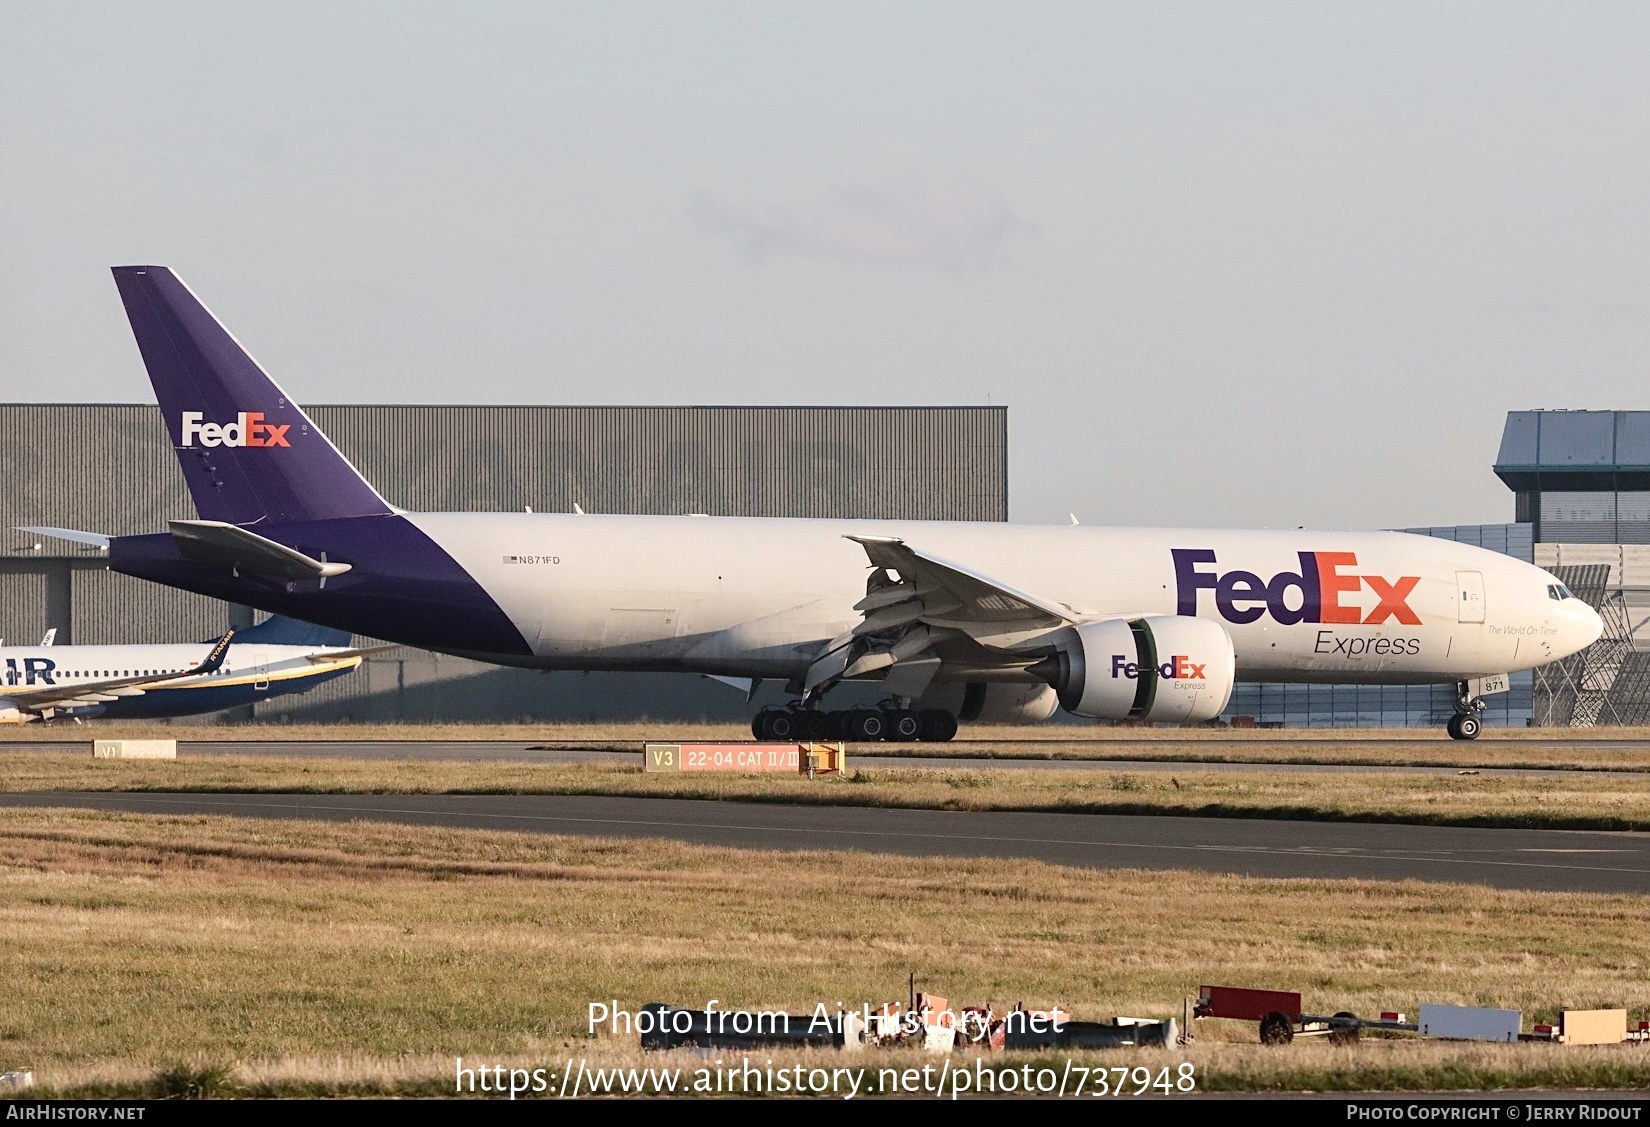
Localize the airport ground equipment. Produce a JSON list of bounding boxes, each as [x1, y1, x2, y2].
[[643, 742, 845, 775], [1415, 1003, 1521, 1042], [864, 993, 957, 1053], [92, 739, 176, 759], [637, 1005, 864, 1052], [1191, 987, 1647, 1046], [1528, 1010, 1634, 1045], [1002, 1012, 1177, 1050], [1193, 986, 1384, 1045]]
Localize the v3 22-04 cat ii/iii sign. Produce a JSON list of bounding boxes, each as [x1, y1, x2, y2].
[[40, 267, 1598, 743]]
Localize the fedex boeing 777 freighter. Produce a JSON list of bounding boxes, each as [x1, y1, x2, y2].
[[36, 267, 1601, 741]]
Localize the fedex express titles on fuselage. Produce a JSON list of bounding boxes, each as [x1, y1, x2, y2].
[[411, 513, 1590, 685]]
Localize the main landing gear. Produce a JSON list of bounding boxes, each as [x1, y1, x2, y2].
[[751, 707, 959, 743], [1446, 681, 1484, 741]]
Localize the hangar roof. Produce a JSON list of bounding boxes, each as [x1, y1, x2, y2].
[[1495, 410, 1650, 491]]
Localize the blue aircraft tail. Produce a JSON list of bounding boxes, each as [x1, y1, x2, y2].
[[110, 266, 394, 526], [219, 614, 355, 648]]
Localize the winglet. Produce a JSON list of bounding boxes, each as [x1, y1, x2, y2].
[[193, 629, 236, 676]]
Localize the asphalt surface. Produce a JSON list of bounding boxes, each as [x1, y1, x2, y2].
[[6, 739, 1650, 777], [4, 789, 1647, 893]]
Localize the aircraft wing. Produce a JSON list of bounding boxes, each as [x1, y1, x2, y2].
[[303, 644, 400, 664], [804, 536, 1079, 695], [845, 535, 1076, 638], [0, 630, 235, 716]]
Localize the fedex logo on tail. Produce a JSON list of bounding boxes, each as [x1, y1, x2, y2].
[[180, 412, 290, 448], [1111, 654, 1206, 681], [1173, 549, 1421, 627]]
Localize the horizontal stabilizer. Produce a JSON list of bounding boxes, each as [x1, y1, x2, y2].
[[17, 526, 110, 550], [170, 520, 352, 581]]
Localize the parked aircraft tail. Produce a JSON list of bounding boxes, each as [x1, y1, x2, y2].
[[110, 266, 393, 526], [229, 614, 355, 648]]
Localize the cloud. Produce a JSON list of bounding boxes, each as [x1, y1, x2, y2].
[[693, 179, 1037, 271]]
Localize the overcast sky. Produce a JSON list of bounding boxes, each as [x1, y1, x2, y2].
[[3, 2, 1648, 529]]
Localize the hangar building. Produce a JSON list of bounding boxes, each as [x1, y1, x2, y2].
[[0, 404, 1006, 722]]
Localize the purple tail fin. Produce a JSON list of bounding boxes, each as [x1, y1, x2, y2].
[[111, 266, 393, 525]]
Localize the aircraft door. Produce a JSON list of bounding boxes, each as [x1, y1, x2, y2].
[[1456, 571, 1486, 624]]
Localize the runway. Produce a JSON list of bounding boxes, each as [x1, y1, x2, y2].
[[5, 739, 1648, 777], [4, 789, 1647, 894]]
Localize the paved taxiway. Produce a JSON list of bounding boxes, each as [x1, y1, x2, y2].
[[7, 739, 1649, 777], [3, 790, 1646, 894]]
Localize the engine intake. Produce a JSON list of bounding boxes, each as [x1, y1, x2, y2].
[[1037, 615, 1235, 723]]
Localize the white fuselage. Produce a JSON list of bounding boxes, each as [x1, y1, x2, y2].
[[0, 643, 347, 690], [406, 513, 1602, 684]]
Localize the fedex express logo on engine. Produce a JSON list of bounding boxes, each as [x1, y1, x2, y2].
[[180, 411, 290, 448], [1173, 549, 1421, 626], [1111, 654, 1205, 681]]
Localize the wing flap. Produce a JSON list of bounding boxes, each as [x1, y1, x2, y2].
[[805, 536, 1080, 699], [844, 535, 1075, 635]]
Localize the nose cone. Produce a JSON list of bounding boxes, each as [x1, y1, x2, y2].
[[1559, 599, 1604, 659]]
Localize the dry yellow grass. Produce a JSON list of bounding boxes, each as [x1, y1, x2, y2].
[[0, 805, 1647, 1096], [4, 752, 1650, 831]]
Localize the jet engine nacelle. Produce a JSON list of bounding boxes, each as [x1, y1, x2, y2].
[[1041, 615, 1235, 723], [916, 681, 1059, 724]]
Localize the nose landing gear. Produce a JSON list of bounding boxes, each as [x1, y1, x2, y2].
[[1445, 713, 1481, 741], [1446, 681, 1485, 740]]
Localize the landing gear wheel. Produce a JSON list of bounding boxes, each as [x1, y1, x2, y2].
[[917, 710, 958, 742], [824, 711, 850, 740], [1447, 713, 1481, 741], [751, 711, 774, 741], [796, 710, 831, 740], [765, 710, 800, 741], [1328, 1012, 1360, 1045], [1258, 1011, 1294, 1045], [887, 709, 921, 741], [847, 708, 887, 741]]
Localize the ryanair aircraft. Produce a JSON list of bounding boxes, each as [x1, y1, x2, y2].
[[0, 616, 371, 723], [33, 266, 1602, 742]]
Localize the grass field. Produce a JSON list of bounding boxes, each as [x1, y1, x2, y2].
[[0, 805, 1646, 1097], [6, 752, 1650, 831]]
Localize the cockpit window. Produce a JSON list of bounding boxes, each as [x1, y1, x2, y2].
[[1547, 584, 1577, 601]]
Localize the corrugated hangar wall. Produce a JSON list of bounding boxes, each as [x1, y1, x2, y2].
[[0, 404, 1007, 721]]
